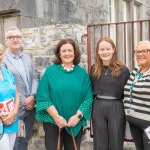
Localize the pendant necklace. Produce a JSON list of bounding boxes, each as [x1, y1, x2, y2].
[[103, 67, 109, 75]]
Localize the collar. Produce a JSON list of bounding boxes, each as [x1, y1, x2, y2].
[[6, 49, 23, 59], [136, 65, 150, 75]]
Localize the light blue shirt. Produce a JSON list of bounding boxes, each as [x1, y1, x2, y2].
[[0, 67, 18, 133], [6, 50, 30, 95]]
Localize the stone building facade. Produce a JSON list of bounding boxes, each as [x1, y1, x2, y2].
[[0, 0, 150, 149], [0, 0, 150, 43]]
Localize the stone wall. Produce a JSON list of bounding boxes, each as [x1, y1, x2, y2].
[[22, 24, 87, 77], [0, 0, 108, 28], [145, 0, 150, 18], [0, 0, 149, 29]]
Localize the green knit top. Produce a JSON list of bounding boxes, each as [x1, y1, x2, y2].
[[35, 64, 93, 137]]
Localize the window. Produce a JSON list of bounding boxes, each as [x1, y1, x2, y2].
[[108, 0, 115, 22]]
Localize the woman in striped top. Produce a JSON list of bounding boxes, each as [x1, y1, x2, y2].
[[124, 41, 150, 150]]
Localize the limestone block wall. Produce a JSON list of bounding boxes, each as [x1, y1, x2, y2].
[[22, 24, 87, 78]]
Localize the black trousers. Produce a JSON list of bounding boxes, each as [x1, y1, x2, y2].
[[43, 122, 83, 150], [127, 116, 150, 150], [13, 108, 36, 150], [92, 98, 125, 150]]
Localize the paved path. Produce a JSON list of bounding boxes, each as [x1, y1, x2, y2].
[[124, 142, 135, 150]]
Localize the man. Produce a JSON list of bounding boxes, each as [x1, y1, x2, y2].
[[2, 26, 39, 150]]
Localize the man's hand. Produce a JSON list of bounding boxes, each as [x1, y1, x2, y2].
[[24, 96, 35, 110]]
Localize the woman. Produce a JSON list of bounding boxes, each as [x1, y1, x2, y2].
[[36, 39, 93, 150], [90, 37, 130, 150], [124, 41, 150, 150], [0, 44, 20, 150]]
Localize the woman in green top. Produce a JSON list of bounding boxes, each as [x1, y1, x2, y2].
[[36, 39, 93, 150]]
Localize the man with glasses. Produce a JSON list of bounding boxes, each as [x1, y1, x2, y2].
[[2, 26, 39, 150]]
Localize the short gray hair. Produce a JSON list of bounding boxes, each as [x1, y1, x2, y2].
[[5, 26, 22, 39], [136, 40, 150, 49]]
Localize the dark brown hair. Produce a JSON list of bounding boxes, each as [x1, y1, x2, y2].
[[53, 38, 81, 64], [92, 37, 124, 78]]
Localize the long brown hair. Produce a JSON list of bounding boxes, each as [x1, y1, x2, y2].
[[92, 37, 124, 79], [53, 38, 81, 64]]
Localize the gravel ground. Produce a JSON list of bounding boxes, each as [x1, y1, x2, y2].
[[124, 142, 136, 150]]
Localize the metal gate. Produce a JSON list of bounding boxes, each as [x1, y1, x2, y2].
[[87, 20, 150, 72]]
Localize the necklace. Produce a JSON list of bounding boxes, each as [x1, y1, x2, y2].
[[61, 64, 75, 72], [103, 67, 109, 75], [140, 65, 150, 73], [128, 71, 143, 108]]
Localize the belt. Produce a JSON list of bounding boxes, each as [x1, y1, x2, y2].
[[96, 95, 119, 100]]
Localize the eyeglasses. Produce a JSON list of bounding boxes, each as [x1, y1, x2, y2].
[[134, 49, 150, 55], [7, 35, 22, 40]]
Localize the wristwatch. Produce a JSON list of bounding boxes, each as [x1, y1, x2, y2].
[[77, 114, 83, 119]]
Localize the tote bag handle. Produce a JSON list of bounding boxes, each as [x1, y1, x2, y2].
[[57, 127, 78, 150]]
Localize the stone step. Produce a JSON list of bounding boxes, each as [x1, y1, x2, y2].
[[29, 138, 136, 150], [80, 141, 135, 150]]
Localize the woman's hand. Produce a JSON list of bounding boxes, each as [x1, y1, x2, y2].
[[53, 115, 67, 128], [46, 105, 67, 128], [1, 111, 17, 125], [67, 114, 80, 127]]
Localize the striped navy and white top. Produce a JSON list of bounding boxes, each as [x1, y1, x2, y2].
[[124, 67, 150, 122]]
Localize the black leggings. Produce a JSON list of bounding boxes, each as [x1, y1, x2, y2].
[[127, 116, 150, 150], [92, 98, 125, 150], [43, 122, 83, 150]]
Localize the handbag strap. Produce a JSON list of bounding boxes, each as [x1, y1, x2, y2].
[[57, 127, 78, 150], [70, 127, 78, 150], [57, 128, 61, 150]]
